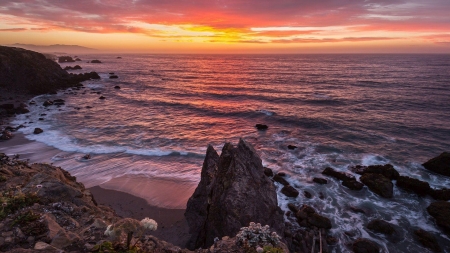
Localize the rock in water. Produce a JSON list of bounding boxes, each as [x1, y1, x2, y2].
[[33, 128, 43, 134], [414, 229, 442, 252], [423, 152, 450, 177], [427, 201, 450, 233], [352, 238, 380, 253], [367, 219, 396, 235], [360, 173, 393, 198], [396, 176, 431, 196], [255, 124, 268, 130], [185, 139, 284, 249]]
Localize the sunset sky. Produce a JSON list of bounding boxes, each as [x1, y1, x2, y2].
[[1, 0, 450, 53]]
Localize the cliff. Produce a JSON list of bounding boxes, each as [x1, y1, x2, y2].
[[0, 46, 97, 94]]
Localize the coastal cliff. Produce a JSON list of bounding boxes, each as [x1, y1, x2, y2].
[[0, 46, 98, 94]]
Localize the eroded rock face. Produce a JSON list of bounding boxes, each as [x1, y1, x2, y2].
[[185, 139, 284, 250], [423, 152, 450, 177]]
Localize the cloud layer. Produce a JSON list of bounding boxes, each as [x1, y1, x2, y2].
[[1, 0, 450, 50]]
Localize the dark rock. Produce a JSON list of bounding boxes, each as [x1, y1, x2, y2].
[[414, 229, 441, 252], [322, 167, 355, 181], [277, 172, 286, 176], [0, 130, 13, 140], [352, 238, 380, 253], [185, 139, 284, 249], [99, 96, 106, 100], [307, 213, 332, 229], [287, 203, 299, 213], [43, 100, 53, 106], [91, 60, 102, 63], [58, 56, 75, 63], [114, 86, 121, 89], [313, 177, 327, 184], [29, 101, 36, 105], [0, 104, 14, 110], [423, 152, 450, 177], [429, 188, 450, 201], [255, 124, 268, 130], [117, 57, 122, 59], [82, 154, 91, 160], [427, 201, 450, 233], [299, 205, 316, 214], [39, 118, 44, 120], [34, 128, 43, 134], [367, 219, 396, 235], [327, 236, 339, 245], [109, 72, 115, 75], [264, 167, 274, 177], [64, 65, 82, 71], [287, 145, 297, 150], [304, 191, 312, 198], [75, 58, 82, 61], [396, 176, 431, 196], [281, 185, 299, 197], [360, 173, 393, 198], [349, 206, 366, 214], [350, 164, 400, 180], [109, 75, 119, 79], [342, 179, 364, 190], [273, 174, 289, 186]]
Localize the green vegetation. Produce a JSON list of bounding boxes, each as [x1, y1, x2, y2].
[[263, 245, 284, 253], [11, 210, 40, 227], [92, 241, 142, 253], [0, 188, 40, 219]]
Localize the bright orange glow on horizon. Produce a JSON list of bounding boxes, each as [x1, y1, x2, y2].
[[1, 1, 450, 53]]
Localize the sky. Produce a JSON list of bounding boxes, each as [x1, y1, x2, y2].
[[1, 0, 450, 53]]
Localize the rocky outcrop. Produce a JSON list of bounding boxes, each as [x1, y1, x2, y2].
[[367, 219, 396, 235], [322, 167, 355, 181], [360, 173, 393, 198], [185, 139, 285, 250], [396, 176, 431, 196], [350, 164, 399, 180], [0, 46, 100, 94], [423, 152, 450, 177], [58, 56, 75, 63], [427, 201, 450, 233]]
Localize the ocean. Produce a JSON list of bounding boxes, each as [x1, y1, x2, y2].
[[8, 54, 450, 252]]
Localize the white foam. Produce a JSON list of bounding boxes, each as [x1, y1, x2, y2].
[[256, 109, 275, 116]]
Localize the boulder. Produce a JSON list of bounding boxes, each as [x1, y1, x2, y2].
[[351, 164, 399, 180], [281, 185, 299, 197], [263, 167, 273, 177], [427, 201, 450, 233], [295, 205, 332, 229], [287, 145, 297, 150], [0, 130, 13, 140], [429, 188, 450, 201], [273, 173, 289, 186], [43, 100, 53, 106], [114, 86, 121, 89], [360, 173, 393, 198], [423, 152, 450, 177], [396, 176, 431, 196], [352, 238, 380, 253], [313, 177, 327, 184], [91, 60, 102, 63], [99, 96, 106, 100], [307, 213, 332, 229], [304, 191, 312, 198], [322, 167, 355, 181], [109, 75, 119, 79], [414, 229, 441, 252], [367, 219, 396, 235], [255, 124, 268, 130], [33, 128, 43, 134], [342, 179, 364, 190], [185, 139, 284, 250], [75, 58, 82, 61]]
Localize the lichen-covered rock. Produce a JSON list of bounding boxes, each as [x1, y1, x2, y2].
[[360, 173, 393, 198], [423, 152, 450, 177], [185, 139, 284, 250]]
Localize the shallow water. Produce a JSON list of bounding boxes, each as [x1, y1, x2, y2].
[[8, 54, 450, 252]]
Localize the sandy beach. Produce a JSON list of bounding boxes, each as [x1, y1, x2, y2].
[[0, 118, 192, 247]]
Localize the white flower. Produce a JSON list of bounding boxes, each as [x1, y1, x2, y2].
[[256, 246, 264, 253], [140, 217, 157, 231], [104, 225, 114, 236]]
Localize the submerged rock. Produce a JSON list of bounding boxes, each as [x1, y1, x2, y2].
[[255, 124, 268, 130], [273, 173, 289, 186], [33, 128, 43, 134], [342, 179, 364, 190], [352, 238, 380, 253], [313, 177, 327, 184], [367, 219, 396, 235], [185, 139, 284, 249], [360, 173, 393, 198], [287, 145, 297, 150], [414, 229, 442, 252], [427, 201, 450, 233], [322, 167, 355, 181], [109, 75, 119, 79], [90, 59, 102, 63], [281, 185, 299, 197], [423, 152, 450, 177]]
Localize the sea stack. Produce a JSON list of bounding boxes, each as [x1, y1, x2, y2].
[[185, 139, 284, 249]]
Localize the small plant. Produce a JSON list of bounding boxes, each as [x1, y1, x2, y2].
[[0, 187, 40, 220], [104, 217, 158, 250], [236, 222, 281, 248], [11, 210, 40, 227]]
